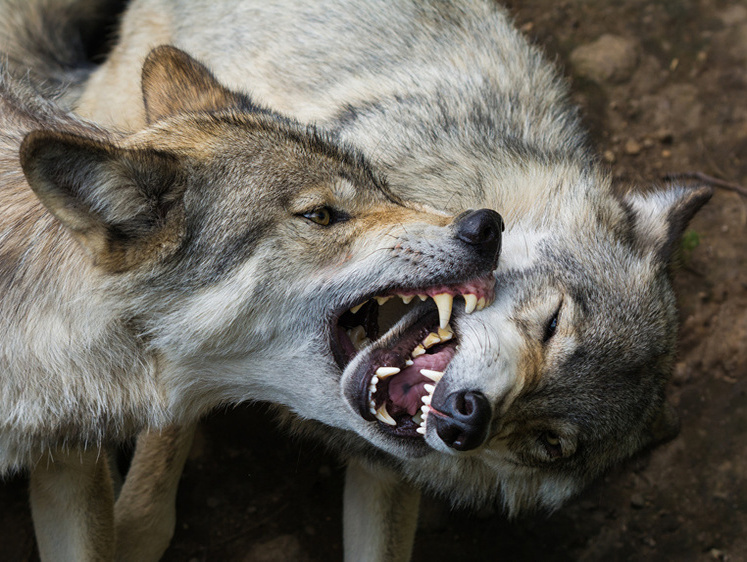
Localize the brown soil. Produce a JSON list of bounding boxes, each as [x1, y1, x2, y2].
[[1, 0, 745, 560]]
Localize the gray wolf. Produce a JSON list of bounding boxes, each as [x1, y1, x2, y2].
[[0, 42, 502, 560], [6, 0, 712, 560]]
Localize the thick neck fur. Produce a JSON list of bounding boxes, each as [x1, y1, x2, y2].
[[0, 76, 166, 473]]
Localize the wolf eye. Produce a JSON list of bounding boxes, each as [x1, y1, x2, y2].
[[301, 207, 333, 226], [542, 310, 559, 343], [540, 431, 563, 459]]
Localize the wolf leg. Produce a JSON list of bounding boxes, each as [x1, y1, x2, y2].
[[114, 424, 196, 562], [343, 458, 420, 562], [29, 447, 115, 561]]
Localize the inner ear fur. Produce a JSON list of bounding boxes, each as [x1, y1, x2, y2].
[[20, 129, 186, 272], [142, 45, 255, 124], [622, 184, 713, 263]]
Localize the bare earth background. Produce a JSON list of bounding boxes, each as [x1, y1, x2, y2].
[[1, 0, 745, 560]]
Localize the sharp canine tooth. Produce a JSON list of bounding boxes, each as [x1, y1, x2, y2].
[[412, 345, 426, 358], [432, 293, 453, 329], [423, 383, 436, 395], [375, 404, 397, 426], [375, 296, 392, 305], [420, 369, 444, 382], [350, 302, 366, 314], [375, 367, 400, 378], [463, 294, 478, 314], [422, 332, 441, 349], [405, 359, 414, 366], [400, 294, 414, 304], [437, 326, 453, 341], [477, 297, 486, 311]]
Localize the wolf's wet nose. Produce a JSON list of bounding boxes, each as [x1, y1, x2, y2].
[[432, 390, 491, 451], [454, 208, 503, 261]]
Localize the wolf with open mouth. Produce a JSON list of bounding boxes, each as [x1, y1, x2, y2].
[[0, 0, 713, 560]]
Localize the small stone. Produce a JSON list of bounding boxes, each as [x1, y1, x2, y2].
[[625, 139, 642, 155], [245, 535, 304, 562], [570, 35, 640, 84], [630, 492, 646, 508]]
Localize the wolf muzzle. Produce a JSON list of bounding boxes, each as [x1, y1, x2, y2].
[[430, 389, 491, 451]]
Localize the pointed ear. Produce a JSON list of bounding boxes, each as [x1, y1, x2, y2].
[[20, 130, 186, 272], [622, 184, 712, 262], [142, 45, 254, 124]]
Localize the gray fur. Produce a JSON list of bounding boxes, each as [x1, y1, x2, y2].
[[1, 1, 712, 560]]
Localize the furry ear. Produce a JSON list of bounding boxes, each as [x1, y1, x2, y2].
[[141, 45, 254, 124], [20, 130, 186, 272], [622, 184, 712, 262]]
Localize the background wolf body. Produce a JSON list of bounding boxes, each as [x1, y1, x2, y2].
[[0, 44, 504, 559], [1, 0, 715, 560]]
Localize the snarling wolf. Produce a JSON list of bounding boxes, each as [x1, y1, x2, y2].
[[4, 0, 713, 560], [0, 42, 502, 559]]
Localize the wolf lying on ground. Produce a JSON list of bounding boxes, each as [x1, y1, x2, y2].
[[3, 0, 712, 560], [0, 43, 502, 560]]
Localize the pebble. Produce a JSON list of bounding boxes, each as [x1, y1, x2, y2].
[[624, 139, 642, 155], [570, 34, 639, 84], [630, 492, 646, 508], [245, 535, 304, 562]]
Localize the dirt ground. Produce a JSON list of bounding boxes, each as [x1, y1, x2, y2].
[[1, 0, 745, 560]]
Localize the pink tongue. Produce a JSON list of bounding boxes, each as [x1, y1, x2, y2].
[[387, 348, 454, 416]]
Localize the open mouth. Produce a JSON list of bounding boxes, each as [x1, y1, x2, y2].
[[332, 277, 495, 439]]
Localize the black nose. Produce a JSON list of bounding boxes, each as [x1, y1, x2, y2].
[[431, 390, 492, 451], [454, 208, 503, 263]]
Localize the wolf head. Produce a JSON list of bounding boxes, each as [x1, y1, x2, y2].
[[335, 164, 711, 514], [17, 47, 503, 440]]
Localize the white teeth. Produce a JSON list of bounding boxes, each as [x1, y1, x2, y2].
[[420, 369, 444, 382], [422, 332, 441, 349], [375, 367, 400, 379], [463, 294, 478, 314], [476, 296, 486, 311], [350, 302, 366, 314], [421, 394, 432, 405], [421, 405, 431, 415], [375, 404, 397, 426], [418, 294, 428, 301], [432, 293, 453, 329], [423, 383, 436, 395], [412, 411, 424, 425], [400, 294, 414, 304], [375, 296, 392, 306], [416, 426, 426, 435], [405, 359, 414, 367], [348, 325, 370, 351], [412, 344, 426, 358], [369, 402, 376, 415], [437, 325, 453, 341]]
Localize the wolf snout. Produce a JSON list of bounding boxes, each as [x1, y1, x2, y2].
[[431, 389, 491, 451], [454, 209, 503, 264]]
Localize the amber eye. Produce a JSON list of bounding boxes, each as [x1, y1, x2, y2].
[[302, 207, 332, 226], [541, 431, 563, 459]]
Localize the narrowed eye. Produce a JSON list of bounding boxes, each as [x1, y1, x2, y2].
[[542, 309, 559, 343], [301, 207, 333, 226], [540, 431, 563, 459]]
